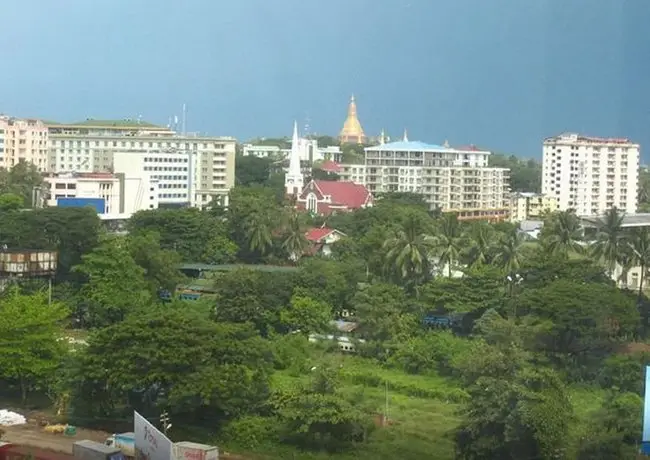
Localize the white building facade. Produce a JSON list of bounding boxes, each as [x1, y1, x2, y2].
[[363, 139, 510, 220], [43, 172, 158, 217], [542, 133, 639, 216]]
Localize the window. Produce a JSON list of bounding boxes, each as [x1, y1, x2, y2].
[[307, 193, 317, 212]]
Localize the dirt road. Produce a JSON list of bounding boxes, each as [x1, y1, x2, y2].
[[1, 422, 110, 454]]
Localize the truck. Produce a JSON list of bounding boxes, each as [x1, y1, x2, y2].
[[173, 442, 219, 460], [73, 440, 125, 460], [104, 433, 134, 459]]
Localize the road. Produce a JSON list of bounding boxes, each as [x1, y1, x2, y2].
[[1, 421, 249, 459], [1, 422, 109, 454]]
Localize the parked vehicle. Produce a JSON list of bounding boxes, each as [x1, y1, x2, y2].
[[72, 440, 124, 460], [173, 442, 219, 460], [104, 433, 134, 459]]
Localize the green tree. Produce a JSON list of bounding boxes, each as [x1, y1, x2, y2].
[[434, 213, 463, 277], [488, 154, 541, 192], [73, 237, 152, 328], [626, 226, 650, 298], [0, 161, 44, 208], [383, 211, 435, 287], [68, 306, 272, 428], [589, 207, 627, 277], [127, 232, 185, 293], [542, 210, 585, 258], [280, 289, 332, 334], [280, 210, 308, 262], [0, 192, 24, 212], [493, 228, 525, 273], [201, 233, 239, 265], [464, 221, 496, 268], [273, 364, 369, 452], [0, 288, 69, 403], [235, 155, 272, 186]]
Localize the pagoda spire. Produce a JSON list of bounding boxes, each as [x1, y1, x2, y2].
[[338, 94, 367, 144], [403, 129, 408, 142], [285, 121, 304, 196]]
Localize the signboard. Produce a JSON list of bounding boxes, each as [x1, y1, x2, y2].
[[134, 411, 173, 460], [642, 366, 650, 454]]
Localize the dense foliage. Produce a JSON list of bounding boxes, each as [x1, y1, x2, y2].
[[0, 161, 648, 460]]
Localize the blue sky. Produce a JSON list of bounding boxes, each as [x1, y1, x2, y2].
[[1, 0, 648, 158]]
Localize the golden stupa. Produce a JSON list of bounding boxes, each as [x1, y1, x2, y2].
[[339, 95, 367, 144]]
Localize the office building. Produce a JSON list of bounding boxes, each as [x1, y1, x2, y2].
[[363, 137, 510, 220], [0, 116, 49, 171], [44, 172, 158, 217], [542, 133, 639, 216], [509, 192, 558, 223]]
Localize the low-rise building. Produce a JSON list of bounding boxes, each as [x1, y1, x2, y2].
[[296, 179, 373, 215], [305, 227, 346, 257], [43, 172, 158, 217], [509, 192, 558, 222]]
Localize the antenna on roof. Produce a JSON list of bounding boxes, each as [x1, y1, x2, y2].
[[181, 104, 187, 135]]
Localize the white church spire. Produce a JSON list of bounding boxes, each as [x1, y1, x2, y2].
[[403, 129, 409, 142], [285, 120, 304, 196]]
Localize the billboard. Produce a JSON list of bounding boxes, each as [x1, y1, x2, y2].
[[642, 366, 650, 454], [134, 411, 173, 460], [56, 197, 105, 214]]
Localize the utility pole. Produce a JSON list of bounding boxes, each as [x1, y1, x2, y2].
[[160, 411, 171, 435], [384, 380, 389, 426]]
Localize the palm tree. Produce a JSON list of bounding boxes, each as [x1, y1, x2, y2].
[[435, 213, 464, 277], [466, 222, 495, 268], [281, 211, 309, 262], [544, 210, 585, 258], [589, 207, 626, 277], [493, 228, 525, 274], [383, 212, 435, 285], [627, 227, 650, 297], [244, 211, 273, 255]]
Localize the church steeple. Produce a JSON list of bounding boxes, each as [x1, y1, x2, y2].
[[339, 94, 367, 144], [403, 129, 409, 142], [285, 121, 304, 196]]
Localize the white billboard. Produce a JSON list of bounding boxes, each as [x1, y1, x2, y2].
[[134, 411, 173, 460]]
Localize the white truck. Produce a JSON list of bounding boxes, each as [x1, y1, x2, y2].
[[105, 432, 135, 459], [173, 442, 219, 460]]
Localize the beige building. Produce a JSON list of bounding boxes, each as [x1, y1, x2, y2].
[[542, 133, 639, 216], [0, 116, 49, 171], [363, 138, 510, 221], [509, 192, 558, 222], [44, 119, 235, 207]]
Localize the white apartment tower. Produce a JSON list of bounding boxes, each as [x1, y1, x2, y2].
[[285, 121, 304, 195], [542, 133, 639, 216]]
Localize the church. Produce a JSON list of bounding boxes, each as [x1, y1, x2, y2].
[[285, 120, 373, 216]]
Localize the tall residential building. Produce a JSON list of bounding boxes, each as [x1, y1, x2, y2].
[[363, 138, 510, 220], [542, 133, 639, 216], [509, 192, 558, 223], [339, 95, 367, 145], [0, 116, 49, 171]]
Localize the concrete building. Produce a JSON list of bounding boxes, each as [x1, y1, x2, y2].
[[242, 144, 283, 159], [509, 192, 559, 223], [43, 172, 158, 217], [338, 163, 367, 185], [363, 138, 510, 221], [0, 116, 49, 171], [542, 133, 639, 216]]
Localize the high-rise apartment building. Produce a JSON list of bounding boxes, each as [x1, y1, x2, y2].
[[363, 139, 510, 220], [542, 133, 639, 216], [0, 116, 49, 171], [45, 119, 235, 207]]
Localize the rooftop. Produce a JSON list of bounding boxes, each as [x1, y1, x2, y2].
[[365, 140, 451, 152], [46, 118, 167, 129], [545, 132, 635, 145], [581, 213, 650, 228]]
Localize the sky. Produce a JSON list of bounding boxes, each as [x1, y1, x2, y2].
[[0, 0, 649, 158]]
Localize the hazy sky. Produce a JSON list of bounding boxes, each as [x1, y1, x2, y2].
[[1, 0, 648, 158]]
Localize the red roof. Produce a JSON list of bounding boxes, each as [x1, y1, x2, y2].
[[305, 227, 335, 241], [319, 160, 342, 173], [314, 180, 371, 208]]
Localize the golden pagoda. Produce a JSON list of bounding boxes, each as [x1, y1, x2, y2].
[[338, 95, 367, 144]]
